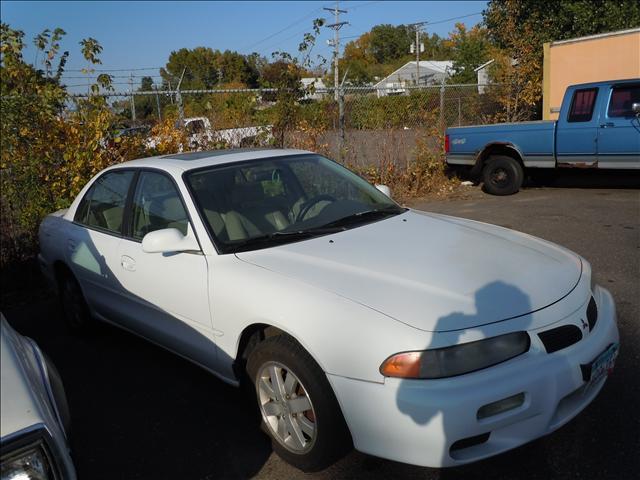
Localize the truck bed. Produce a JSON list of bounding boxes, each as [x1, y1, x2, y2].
[[447, 120, 556, 168]]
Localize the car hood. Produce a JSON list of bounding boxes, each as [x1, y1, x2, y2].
[[236, 210, 582, 332]]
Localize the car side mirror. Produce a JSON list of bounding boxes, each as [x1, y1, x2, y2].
[[142, 228, 200, 254], [632, 102, 640, 115], [375, 184, 392, 197]]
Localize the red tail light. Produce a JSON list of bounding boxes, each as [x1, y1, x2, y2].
[[444, 134, 450, 153]]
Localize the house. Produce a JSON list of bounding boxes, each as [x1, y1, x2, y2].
[[373, 60, 453, 97], [542, 28, 640, 120], [300, 77, 327, 100], [474, 59, 495, 94]]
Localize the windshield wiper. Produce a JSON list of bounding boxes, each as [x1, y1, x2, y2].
[[320, 206, 406, 229], [230, 226, 344, 252]]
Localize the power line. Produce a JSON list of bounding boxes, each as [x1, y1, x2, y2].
[[255, 26, 310, 56], [421, 11, 483, 26], [63, 66, 162, 72], [347, 1, 382, 11], [61, 74, 164, 79], [240, 6, 323, 52], [332, 11, 484, 42]]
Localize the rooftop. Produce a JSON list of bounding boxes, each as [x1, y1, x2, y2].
[[110, 148, 313, 174]]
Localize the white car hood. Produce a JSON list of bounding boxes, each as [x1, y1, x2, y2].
[[236, 210, 582, 332]]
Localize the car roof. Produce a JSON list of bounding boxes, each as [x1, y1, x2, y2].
[[108, 148, 314, 175], [569, 78, 639, 89]]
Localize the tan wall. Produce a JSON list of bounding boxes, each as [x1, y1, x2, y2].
[[543, 30, 640, 120]]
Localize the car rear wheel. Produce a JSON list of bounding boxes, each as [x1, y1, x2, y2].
[[59, 273, 92, 330], [246, 334, 352, 472], [482, 155, 524, 195]]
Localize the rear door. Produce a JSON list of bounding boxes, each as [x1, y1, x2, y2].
[[596, 82, 640, 169], [69, 169, 134, 322], [556, 87, 600, 167], [115, 169, 220, 371]]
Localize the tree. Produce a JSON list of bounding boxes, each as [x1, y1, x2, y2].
[[1, 24, 150, 265], [265, 18, 325, 147], [483, 0, 640, 119], [445, 23, 490, 84], [369, 24, 413, 64], [339, 28, 453, 85], [160, 47, 263, 89]]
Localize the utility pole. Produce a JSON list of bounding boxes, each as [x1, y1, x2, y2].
[[409, 22, 426, 86], [167, 80, 174, 104], [324, 1, 348, 101], [176, 67, 186, 127], [129, 73, 136, 122], [154, 85, 162, 122]]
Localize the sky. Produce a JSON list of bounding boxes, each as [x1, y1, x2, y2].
[[1, 0, 487, 93]]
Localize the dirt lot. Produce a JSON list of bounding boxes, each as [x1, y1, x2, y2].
[[2, 181, 639, 480]]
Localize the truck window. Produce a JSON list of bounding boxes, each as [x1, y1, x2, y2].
[[608, 84, 640, 118], [567, 88, 598, 122], [188, 120, 205, 135]]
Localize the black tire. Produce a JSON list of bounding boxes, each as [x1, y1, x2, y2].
[[59, 272, 92, 331], [247, 335, 352, 472], [482, 155, 524, 195]]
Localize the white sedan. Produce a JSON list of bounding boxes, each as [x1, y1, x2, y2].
[[38, 149, 619, 471]]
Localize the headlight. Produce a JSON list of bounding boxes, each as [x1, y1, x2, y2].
[[1, 441, 55, 480], [380, 332, 530, 379]]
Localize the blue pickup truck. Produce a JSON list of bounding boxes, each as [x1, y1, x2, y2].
[[445, 79, 640, 195]]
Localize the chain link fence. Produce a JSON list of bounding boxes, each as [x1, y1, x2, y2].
[[76, 83, 507, 166]]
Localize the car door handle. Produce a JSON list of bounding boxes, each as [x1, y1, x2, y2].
[[600, 122, 614, 128], [120, 255, 136, 272], [67, 239, 77, 252]]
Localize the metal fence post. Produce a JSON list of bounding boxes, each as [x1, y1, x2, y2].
[[439, 79, 445, 132]]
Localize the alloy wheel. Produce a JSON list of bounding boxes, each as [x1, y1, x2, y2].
[[256, 361, 317, 453]]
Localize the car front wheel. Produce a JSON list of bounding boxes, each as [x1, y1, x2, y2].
[[247, 334, 351, 472]]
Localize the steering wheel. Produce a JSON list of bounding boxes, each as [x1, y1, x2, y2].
[[296, 194, 336, 222]]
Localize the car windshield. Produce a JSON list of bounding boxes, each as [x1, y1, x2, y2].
[[185, 154, 405, 253]]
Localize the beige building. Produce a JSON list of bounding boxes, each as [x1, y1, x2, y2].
[[542, 28, 640, 120]]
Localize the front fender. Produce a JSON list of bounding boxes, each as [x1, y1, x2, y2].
[[210, 254, 433, 383]]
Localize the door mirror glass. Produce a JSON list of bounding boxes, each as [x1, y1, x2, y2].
[[633, 102, 640, 115], [142, 228, 200, 254], [375, 184, 392, 197]]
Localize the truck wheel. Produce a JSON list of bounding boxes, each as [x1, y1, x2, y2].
[[59, 272, 92, 331], [247, 334, 352, 472], [482, 155, 524, 195]]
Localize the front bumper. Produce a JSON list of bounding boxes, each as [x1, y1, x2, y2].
[[328, 286, 619, 468]]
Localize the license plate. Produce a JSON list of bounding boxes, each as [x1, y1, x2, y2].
[[581, 343, 619, 390]]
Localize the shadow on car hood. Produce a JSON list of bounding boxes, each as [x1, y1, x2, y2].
[[236, 210, 582, 332]]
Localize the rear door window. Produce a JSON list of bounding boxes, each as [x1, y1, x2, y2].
[[75, 170, 134, 235], [607, 84, 640, 118], [567, 88, 598, 122]]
